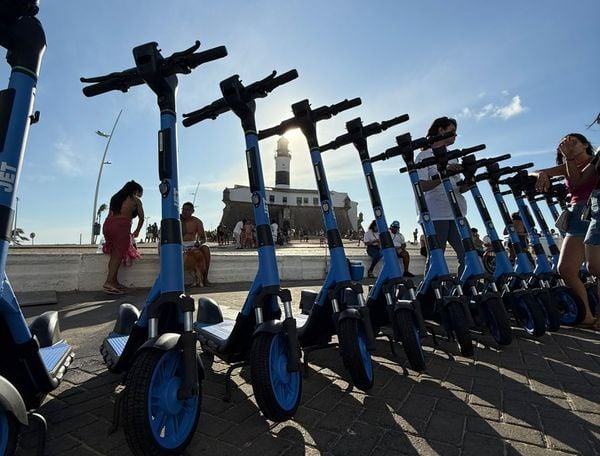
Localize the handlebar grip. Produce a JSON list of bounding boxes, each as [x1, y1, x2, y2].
[[461, 144, 486, 154], [258, 118, 297, 140], [182, 98, 229, 127], [265, 69, 298, 91], [380, 113, 409, 130], [187, 45, 228, 67], [330, 97, 362, 115], [82, 75, 144, 97]]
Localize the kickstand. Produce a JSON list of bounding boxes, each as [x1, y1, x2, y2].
[[108, 388, 125, 435], [386, 335, 397, 357], [29, 412, 47, 456], [400, 360, 410, 377], [223, 361, 248, 402], [427, 325, 455, 362]]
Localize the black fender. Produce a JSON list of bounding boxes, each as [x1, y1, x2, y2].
[[29, 310, 61, 348], [0, 376, 27, 425], [138, 333, 205, 381], [337, 307, 362, 321], [253, 320, 283, 336]]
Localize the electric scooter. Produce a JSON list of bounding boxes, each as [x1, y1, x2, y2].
[[426, 146, 514, 346], [376, 132, 476, 356], [82, 40, 227, 455], [258, 97, 378, 390], [460, 156, 548, 337], [510, 171, 585, 325], [320, 115, 429, 372], [499, 170, 562, 332], [0, 3, 75, 454], [182, 70, 303, 420]]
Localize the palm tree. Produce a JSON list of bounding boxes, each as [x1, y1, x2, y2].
[[96, 203, 108, 224], [11, 228, 29, 246]]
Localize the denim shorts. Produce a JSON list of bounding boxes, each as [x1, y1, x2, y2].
[[566, 203, 590, 237], [584, 189, 600, 245]]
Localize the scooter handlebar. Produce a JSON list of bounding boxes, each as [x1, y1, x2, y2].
[[320, 113, 409, 152], [183, 69, 298, 127], [81, 42, 228, 97]]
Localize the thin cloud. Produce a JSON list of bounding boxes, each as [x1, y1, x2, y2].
[[458, 93, 527, 121], [54, 141, 84, 176]]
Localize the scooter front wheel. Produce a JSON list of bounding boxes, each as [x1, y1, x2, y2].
[[480, 295, 513, 346], [554, 287, 585, 325], [394, 308, 426, 372], [0, 408, 19, 456], [537, 291, 561, 332], [250, 331, 302, 422], [337, 318, 374, 390], [444, 301, 474, 357], [511, 294, 546, 337], [122, 348, 201, 456]]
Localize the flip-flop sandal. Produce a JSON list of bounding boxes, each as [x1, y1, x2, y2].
[[103, 286, 124, 295]]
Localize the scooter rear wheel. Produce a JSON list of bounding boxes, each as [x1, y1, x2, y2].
[[337, 318, 374, 391], [0, 409, 19, 456], [393, 308, 426, 372], [554, 287, 586, 325], [445, 302, 474, 357], [250, 331, 302, 422], [122, 348, 201, 456], [512, 294, 546, 337], [480, 295, 513, 346], [537, 291, 561, 332]]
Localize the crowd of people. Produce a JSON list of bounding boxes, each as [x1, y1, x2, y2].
[[99, 117, 600, 332]]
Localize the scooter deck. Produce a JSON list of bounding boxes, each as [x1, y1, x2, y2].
[[40, 341, 74, 380], [195, 319, 237, 345]]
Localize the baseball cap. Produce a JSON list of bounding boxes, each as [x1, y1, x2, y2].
[[391, 221, 400, 228]]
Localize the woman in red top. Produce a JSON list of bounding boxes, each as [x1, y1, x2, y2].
[[102, 180, 144, 294], [533, 133, 598, 327]]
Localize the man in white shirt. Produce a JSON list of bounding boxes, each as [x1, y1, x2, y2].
[[390, 221, 415, 277], [232, 219, 244, 249], [415, 116, 466, 274]]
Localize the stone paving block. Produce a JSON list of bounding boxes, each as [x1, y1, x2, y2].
[[467, 417, 545, 447], [424, 411, 465, 446], [505, 441, 580, 456], [326, 421, 386, 456], [566, 393, 600, 414], [235, 432, 296, 456], [527, 378, 565, 398], [502, 399, 541, 429], [375, 431, 460, 456], [70, 420, 127, 453], [469, 384, 502, 409], [541, 416, 596, 455], [462, 432, 504, 456], [304, 386, 347, 413], [314, 403, 362, 434], [196, 413, 236, 438], [398, 392, 436, 420], [358, 397, 399, 428]]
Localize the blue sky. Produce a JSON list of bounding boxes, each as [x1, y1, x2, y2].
[[5, 0, 599, 244]]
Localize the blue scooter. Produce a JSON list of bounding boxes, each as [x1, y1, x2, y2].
[[82, 41, 227, 455], [258, 98, 377, 390], [321, 115, 429, 372], [523, 171, 585, 325], [379, 133, 476, 356], [0, 3, 75, 454], [461, 156, 549, 337], [182, 70, 303, 420], [500, 170, 562, 332]]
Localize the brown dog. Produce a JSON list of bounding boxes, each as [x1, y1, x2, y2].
[[183, 245, 211, 287]]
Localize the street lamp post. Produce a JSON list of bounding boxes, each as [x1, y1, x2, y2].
[[91, 109, 122, 244], [191, 181, 201, 208]]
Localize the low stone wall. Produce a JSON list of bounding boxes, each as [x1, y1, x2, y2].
[[5, 250, 456, 293]]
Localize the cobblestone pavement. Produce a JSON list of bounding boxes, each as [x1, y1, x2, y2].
[[16, 281, 600, 456]]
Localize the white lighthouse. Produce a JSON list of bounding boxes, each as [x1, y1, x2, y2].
[[275, 136, 291, 188]]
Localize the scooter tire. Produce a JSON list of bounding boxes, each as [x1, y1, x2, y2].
[[250, 332, 302, 422], [445, 302, 474, 357], [554, 287, 586, 325], [511, 294, 546, 337], [337, 318, 374, 391], [0, 409, 19, 456], [122, 348, 201, 456], [537, 291, 561, 332], [393, 308, 426, 372], [480, 295, 513, 346]]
